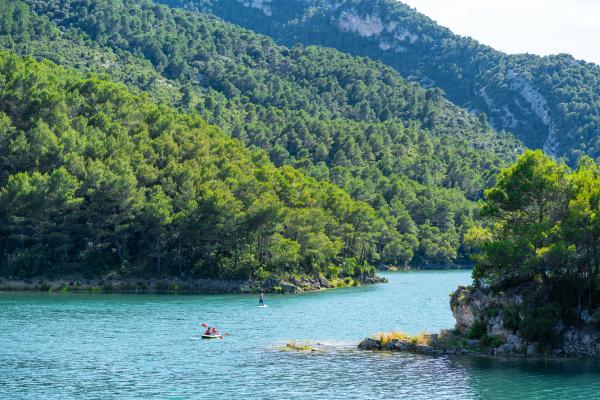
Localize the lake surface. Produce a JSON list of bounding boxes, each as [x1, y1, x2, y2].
[[2, 270, 600, 399]]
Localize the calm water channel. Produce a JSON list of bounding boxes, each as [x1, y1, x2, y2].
[[2, 271, 600, 399]]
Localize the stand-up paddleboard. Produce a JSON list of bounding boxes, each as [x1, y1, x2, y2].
[[258, 304, 268, 308]]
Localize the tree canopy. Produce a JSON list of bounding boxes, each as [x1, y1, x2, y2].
[[0, 0, 523, 266], [468, 150, 600, 317], [0, 52, 395, 280]]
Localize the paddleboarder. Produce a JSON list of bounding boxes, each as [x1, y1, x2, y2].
[[259, 291, 265, 307]]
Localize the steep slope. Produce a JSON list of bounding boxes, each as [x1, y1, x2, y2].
[[161, 0, 600, 164], [3, 0, 522, 265], [0, 50, 390, 280]]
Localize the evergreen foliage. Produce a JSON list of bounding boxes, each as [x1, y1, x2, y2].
[[0, 0, 523, 265], [468, 150, 600, 320], [164, 0, 600, 165], [0, 52, 387, 280]]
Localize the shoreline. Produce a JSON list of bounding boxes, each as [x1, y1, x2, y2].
[[0, 274, 387, 295], [358, 330, 600, 361], [380, 264, 472, 272]]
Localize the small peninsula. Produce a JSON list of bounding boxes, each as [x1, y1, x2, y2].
[[360, 151, 600, 359]]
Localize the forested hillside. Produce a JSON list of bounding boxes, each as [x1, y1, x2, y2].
[[0, 51, 394, 280], [161, 0, 600, 165], [0, 0, 523, 266]]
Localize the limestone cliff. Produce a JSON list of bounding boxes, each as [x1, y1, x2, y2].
[[450, 286, 600, 358]]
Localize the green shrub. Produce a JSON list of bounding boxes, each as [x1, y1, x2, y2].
[[325, 265, 342, 279], [255, 267, 269, 281], [484, 307, 501, 318], [480, 335, 504, 348], [340, 258, 359, 277], [466, 320, 487, 339], [519, 304, 560, 348], [502, 306, 521, 331]]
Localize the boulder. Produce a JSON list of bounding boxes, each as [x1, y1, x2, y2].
[[495, 343, 515, 354], [506, 334, 522, 345], [506, 334, 525, 352], [526, 344, 538, 356], [415, 345, 434, 355], [358, 338, 381, 351], [394, 341, 414, 352], [383, 340, 398, 351], [281, 282, 298, 293]]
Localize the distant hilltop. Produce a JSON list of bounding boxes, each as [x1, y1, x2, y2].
[[162, 0, 600, 165]]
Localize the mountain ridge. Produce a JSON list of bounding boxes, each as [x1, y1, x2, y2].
[[160, 0, 600, 164]]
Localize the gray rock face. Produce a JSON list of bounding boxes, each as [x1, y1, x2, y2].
[[450, 286, 600, 358], [561, 329, 600, 357], [487, 315, 513, 339], [361, 285, 600, 359], [383, 340, 398, 351], [450, 286, 523, 339], [450, 287, 487, 333], [506, 334, 525, 353]]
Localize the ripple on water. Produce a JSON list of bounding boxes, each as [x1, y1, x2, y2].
[[2, 271, 600, 399]]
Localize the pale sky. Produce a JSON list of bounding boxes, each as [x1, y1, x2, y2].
[[401, 0, 600, 65]]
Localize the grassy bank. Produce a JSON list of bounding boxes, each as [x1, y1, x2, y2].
[[360, 330, 507, 356]]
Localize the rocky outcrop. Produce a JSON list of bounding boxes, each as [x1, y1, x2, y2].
[[237, 0, 272, 16], [561, 329, 600, 358], [357, 333, 469, 356], [337, 10, 384, 38], [450, 286, 489, 333], [360, 286, 600, 359], [450, 285, 526, 337], [450, 285, 600, 359]]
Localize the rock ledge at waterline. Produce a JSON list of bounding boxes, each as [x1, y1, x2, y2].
[[359, 286, 600, 359], [0, 274, 386, 294]]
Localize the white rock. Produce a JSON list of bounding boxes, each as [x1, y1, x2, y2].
[[237, 0, 272, 16], [337, 10, 384, 38]]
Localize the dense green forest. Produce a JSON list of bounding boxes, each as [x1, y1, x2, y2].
[[0, 51, 399, 280], [0, 0, 523, 266], [467, 150, 600, 343], [163, 0, 600, 165]]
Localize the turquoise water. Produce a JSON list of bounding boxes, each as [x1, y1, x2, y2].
[[2, 270, 600, 399]]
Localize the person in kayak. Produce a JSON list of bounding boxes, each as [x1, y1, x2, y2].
[[259, 291, 265, 306], [203, 325, 219, 336]]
